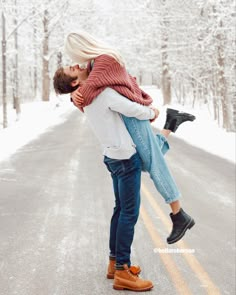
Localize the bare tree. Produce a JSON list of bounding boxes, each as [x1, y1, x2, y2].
[[1, 0, 42, 127], [42, 8, 50, 101], [13, 0, 20, 118], [41, 0, 69, 101], [1, 0, 235, 132], [1, 10, 7, 128], [161, 0, 171, 105]]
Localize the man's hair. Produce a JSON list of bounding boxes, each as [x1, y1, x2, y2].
[[53, 67, 79, 95]]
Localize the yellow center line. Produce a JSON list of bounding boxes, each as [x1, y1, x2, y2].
[[141, 182, 222, 295], [140, 205, 193, 295]]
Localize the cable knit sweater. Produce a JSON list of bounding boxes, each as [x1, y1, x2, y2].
[[78, 54, 153, 111]]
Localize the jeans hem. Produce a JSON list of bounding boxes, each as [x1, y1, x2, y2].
[[165, 195, 181, 204]]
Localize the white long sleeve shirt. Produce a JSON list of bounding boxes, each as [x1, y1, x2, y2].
[[84, 87, 155, 160]]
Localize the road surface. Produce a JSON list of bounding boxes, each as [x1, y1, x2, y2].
[[0, 110, 235, 295]]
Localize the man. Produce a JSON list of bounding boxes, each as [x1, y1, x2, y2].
[[53, 64, 159, 291]]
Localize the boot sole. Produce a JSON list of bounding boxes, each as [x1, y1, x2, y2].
[[113, 284, 153, 291], [167, 219, 195, 244]]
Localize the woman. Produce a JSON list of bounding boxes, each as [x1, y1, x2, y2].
[[64, 31, 195, 243]]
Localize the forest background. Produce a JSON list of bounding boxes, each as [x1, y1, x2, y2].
[[0, 0, 235, 132]]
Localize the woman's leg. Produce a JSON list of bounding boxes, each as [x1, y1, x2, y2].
[[160, 129, 171, 138], [122, 116, 181, 204], [155, 133, 170, 155], [122, 116, 195, 244]]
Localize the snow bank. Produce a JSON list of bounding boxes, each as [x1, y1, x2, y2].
[[0, 94, 74, 163], [0, 88, 235, 164], [142, 86, 235, 163]]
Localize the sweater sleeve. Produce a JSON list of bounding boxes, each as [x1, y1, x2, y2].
[[107, 89, 155, 120]]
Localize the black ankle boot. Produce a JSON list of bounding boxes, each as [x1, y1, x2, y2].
[[163, 108, 196, 133], [167, 208, 195, 244]]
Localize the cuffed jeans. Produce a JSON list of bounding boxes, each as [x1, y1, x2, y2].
[[122, 116, 181, 204], [104, 153, 142, 267]]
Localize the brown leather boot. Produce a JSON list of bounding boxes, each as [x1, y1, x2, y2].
[[113, 264, 153, 291], [107, 260, 141, 279], [107, 259, 116, 279]]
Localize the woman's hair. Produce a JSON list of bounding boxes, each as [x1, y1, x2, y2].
[[64, 31, 125, 66]]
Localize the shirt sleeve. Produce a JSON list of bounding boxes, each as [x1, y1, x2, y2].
[[107, 90, 155, 120]]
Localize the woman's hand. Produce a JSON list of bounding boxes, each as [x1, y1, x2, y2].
[[71, 88, 84, 108], [150, 106, 160, 123]]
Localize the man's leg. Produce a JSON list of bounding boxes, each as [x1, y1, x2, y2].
[[104, 154, 153, 291], [115, 155, 141, 267], [104, 153, 142, 267], [108, 174, 120, 261], [105, 165, 141, 279]]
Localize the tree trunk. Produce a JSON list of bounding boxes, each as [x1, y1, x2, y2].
[[212, 94, 218, 122], [231, 66, 236, 131], [33, 8, 38, 99], [42, 10, 50, 101], [173, 80, 181, 104], [161, 0, 171, 105], [13, 1, 20, 118], [162, 61, 171, 105], [217, 20, 229, 130], [57, 51, 62, 67], [192, 81, 197, 109], [2, 11, 7, 128], [212, 5, 231, 130]]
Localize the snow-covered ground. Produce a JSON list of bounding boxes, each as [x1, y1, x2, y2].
[[0, 87, 235, 164], [0, 95, 74, 163], [145, 86, 235, 164]]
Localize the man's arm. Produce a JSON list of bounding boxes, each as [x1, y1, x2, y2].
[[106, 89, 159, 121]]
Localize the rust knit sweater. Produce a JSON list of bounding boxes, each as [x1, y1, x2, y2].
[[78, 54, 153, 111]]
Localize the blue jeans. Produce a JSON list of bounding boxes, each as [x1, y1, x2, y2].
[[104, 153, 142, 267], [122, 116, 181, 204]]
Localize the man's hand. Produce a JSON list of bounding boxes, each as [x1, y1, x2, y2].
[[150, 106, 160, 123], [71, 88, 84, 108]]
